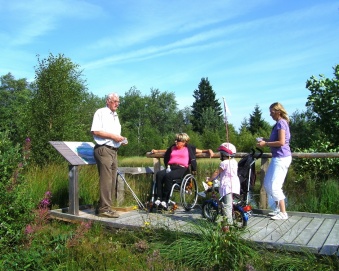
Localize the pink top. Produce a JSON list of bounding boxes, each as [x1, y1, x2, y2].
[[168, 146, 189, 167], [218, 159, 240, 197]]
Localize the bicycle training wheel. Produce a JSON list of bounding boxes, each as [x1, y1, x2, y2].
[[233, 210, 247, 228]]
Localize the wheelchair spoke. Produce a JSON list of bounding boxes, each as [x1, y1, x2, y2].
[[180, 174, 198, 211]]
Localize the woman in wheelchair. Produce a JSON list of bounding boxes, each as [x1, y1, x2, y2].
[[151, 132, 214, 209]]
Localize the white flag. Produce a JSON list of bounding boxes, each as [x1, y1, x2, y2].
[[222, 97, 231, 124]]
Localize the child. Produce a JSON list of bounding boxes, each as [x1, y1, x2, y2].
[[209, 142, 240, 225]]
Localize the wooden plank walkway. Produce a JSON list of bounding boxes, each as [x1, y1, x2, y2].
[[50, 206, 339, 256]]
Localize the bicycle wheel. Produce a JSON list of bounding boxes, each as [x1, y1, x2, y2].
[[202, 200, 219, 222], [180, 174, 198, 211], [233, 210, 247, 228]]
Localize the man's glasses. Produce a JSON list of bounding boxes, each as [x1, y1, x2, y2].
[[175, 139, 184, 142], [110, 100, 120, 104]]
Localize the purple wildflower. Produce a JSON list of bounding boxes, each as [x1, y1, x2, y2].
[[40, 198, 50, 207], [45, 191, 52, 197], [25, 224, 34, 235]]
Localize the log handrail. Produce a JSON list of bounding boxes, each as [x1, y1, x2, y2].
[[146, 151, 339, 159], [146, 151, 339, 209]]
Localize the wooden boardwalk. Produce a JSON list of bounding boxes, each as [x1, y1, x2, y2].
[[50, 205, 339, 256]]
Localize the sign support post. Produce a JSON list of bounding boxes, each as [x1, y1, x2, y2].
[[68, 165, 79, 215]]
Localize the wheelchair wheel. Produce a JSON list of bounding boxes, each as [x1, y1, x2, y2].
[[202, 200, 219, 222], [180, 174, 198, 211], [233, 210, 247, 228]]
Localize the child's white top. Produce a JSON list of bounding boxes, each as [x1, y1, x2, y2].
[[218, 158, 240, 197]]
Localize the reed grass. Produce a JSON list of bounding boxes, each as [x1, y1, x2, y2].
[[25, 156, 339, 214]]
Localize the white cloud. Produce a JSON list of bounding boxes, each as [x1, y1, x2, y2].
[[0, 0, 104, 46]]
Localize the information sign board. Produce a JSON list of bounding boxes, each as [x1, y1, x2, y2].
[[49, 141, 96, 165]]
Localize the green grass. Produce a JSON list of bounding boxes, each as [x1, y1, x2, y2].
[[24, 157, 223, 210], [24, 156, 339, 215], [3, 156, 339, 270], [3, 218, 339, 271]]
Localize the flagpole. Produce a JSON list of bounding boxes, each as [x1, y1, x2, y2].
[[222, 97, 234, 221], [222, 97, 229, 143]]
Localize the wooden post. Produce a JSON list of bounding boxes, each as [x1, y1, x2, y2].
[[153, 157, 161, 182], [68, 165, 79, 215], [259, 157, 269, 209]]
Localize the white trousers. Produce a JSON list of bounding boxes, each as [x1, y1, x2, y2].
[[264, 156, 292, 201], [222, 193, 233, 224]]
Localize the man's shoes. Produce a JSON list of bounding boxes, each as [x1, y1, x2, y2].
[[198, 191, 206, 198], [154, 199, 161, 206], [268, 207, 280, 216], [271, 212, 288, 220], [98, 210, 120, 218]]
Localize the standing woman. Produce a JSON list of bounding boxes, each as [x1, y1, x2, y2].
[[257, 102, 292, 220]]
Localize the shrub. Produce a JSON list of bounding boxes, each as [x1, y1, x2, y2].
[[292, 141, 339, 183], [0, 132, 35, 252]]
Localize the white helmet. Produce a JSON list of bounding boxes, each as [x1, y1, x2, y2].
[[217, 142, 236, 157]]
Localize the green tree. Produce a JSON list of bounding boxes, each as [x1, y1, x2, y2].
[[180, 106, 192, 127], [118, 87, 182, 155], [78, 92, 105, 144], [0, 73, 32, 144], [147, 88, 181, 136], [119, 87, 146, 144], [248, 104, 270, 135], [200, 107, 224, 132], [191, 78, 223, 134], [239, 118, 249, 131], [29, 53, 88, 165], [289, 109, 322, 150], [305, 64, 339, 146], [119, 87, 159, 155], [237, 127, 257, 153]]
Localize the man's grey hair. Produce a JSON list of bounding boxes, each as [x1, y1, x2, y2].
[[106, 93, 119, 101]]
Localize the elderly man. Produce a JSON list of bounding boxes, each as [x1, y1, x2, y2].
[[91, 93, 127, 218]]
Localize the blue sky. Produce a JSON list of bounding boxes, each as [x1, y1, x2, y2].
[[1, 0, 338, 130]]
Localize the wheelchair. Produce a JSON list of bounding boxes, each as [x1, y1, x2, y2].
[[149, 170, 198, 212]]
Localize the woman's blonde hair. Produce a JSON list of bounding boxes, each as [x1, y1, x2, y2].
[[270, 102, 290, 123], [175, 133, 190, 143]]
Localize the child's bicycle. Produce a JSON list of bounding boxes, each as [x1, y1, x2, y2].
[[201, 181, 252, 228], [201, 148, 263, 228]]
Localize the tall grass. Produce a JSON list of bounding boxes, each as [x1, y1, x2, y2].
[[4, 218, 339, 271], [25, 157, 221, 210], [286, 177, 339, 214], [155, 220, 261, 270], [25, 163, 70, 209], [153, 220, 339, 271], [25, 156, 339, 214]]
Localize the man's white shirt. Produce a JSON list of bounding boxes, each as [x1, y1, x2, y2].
[[91, 107, 121, 148]]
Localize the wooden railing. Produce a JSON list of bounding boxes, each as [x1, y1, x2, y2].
[[146, 151, 339, 209]]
